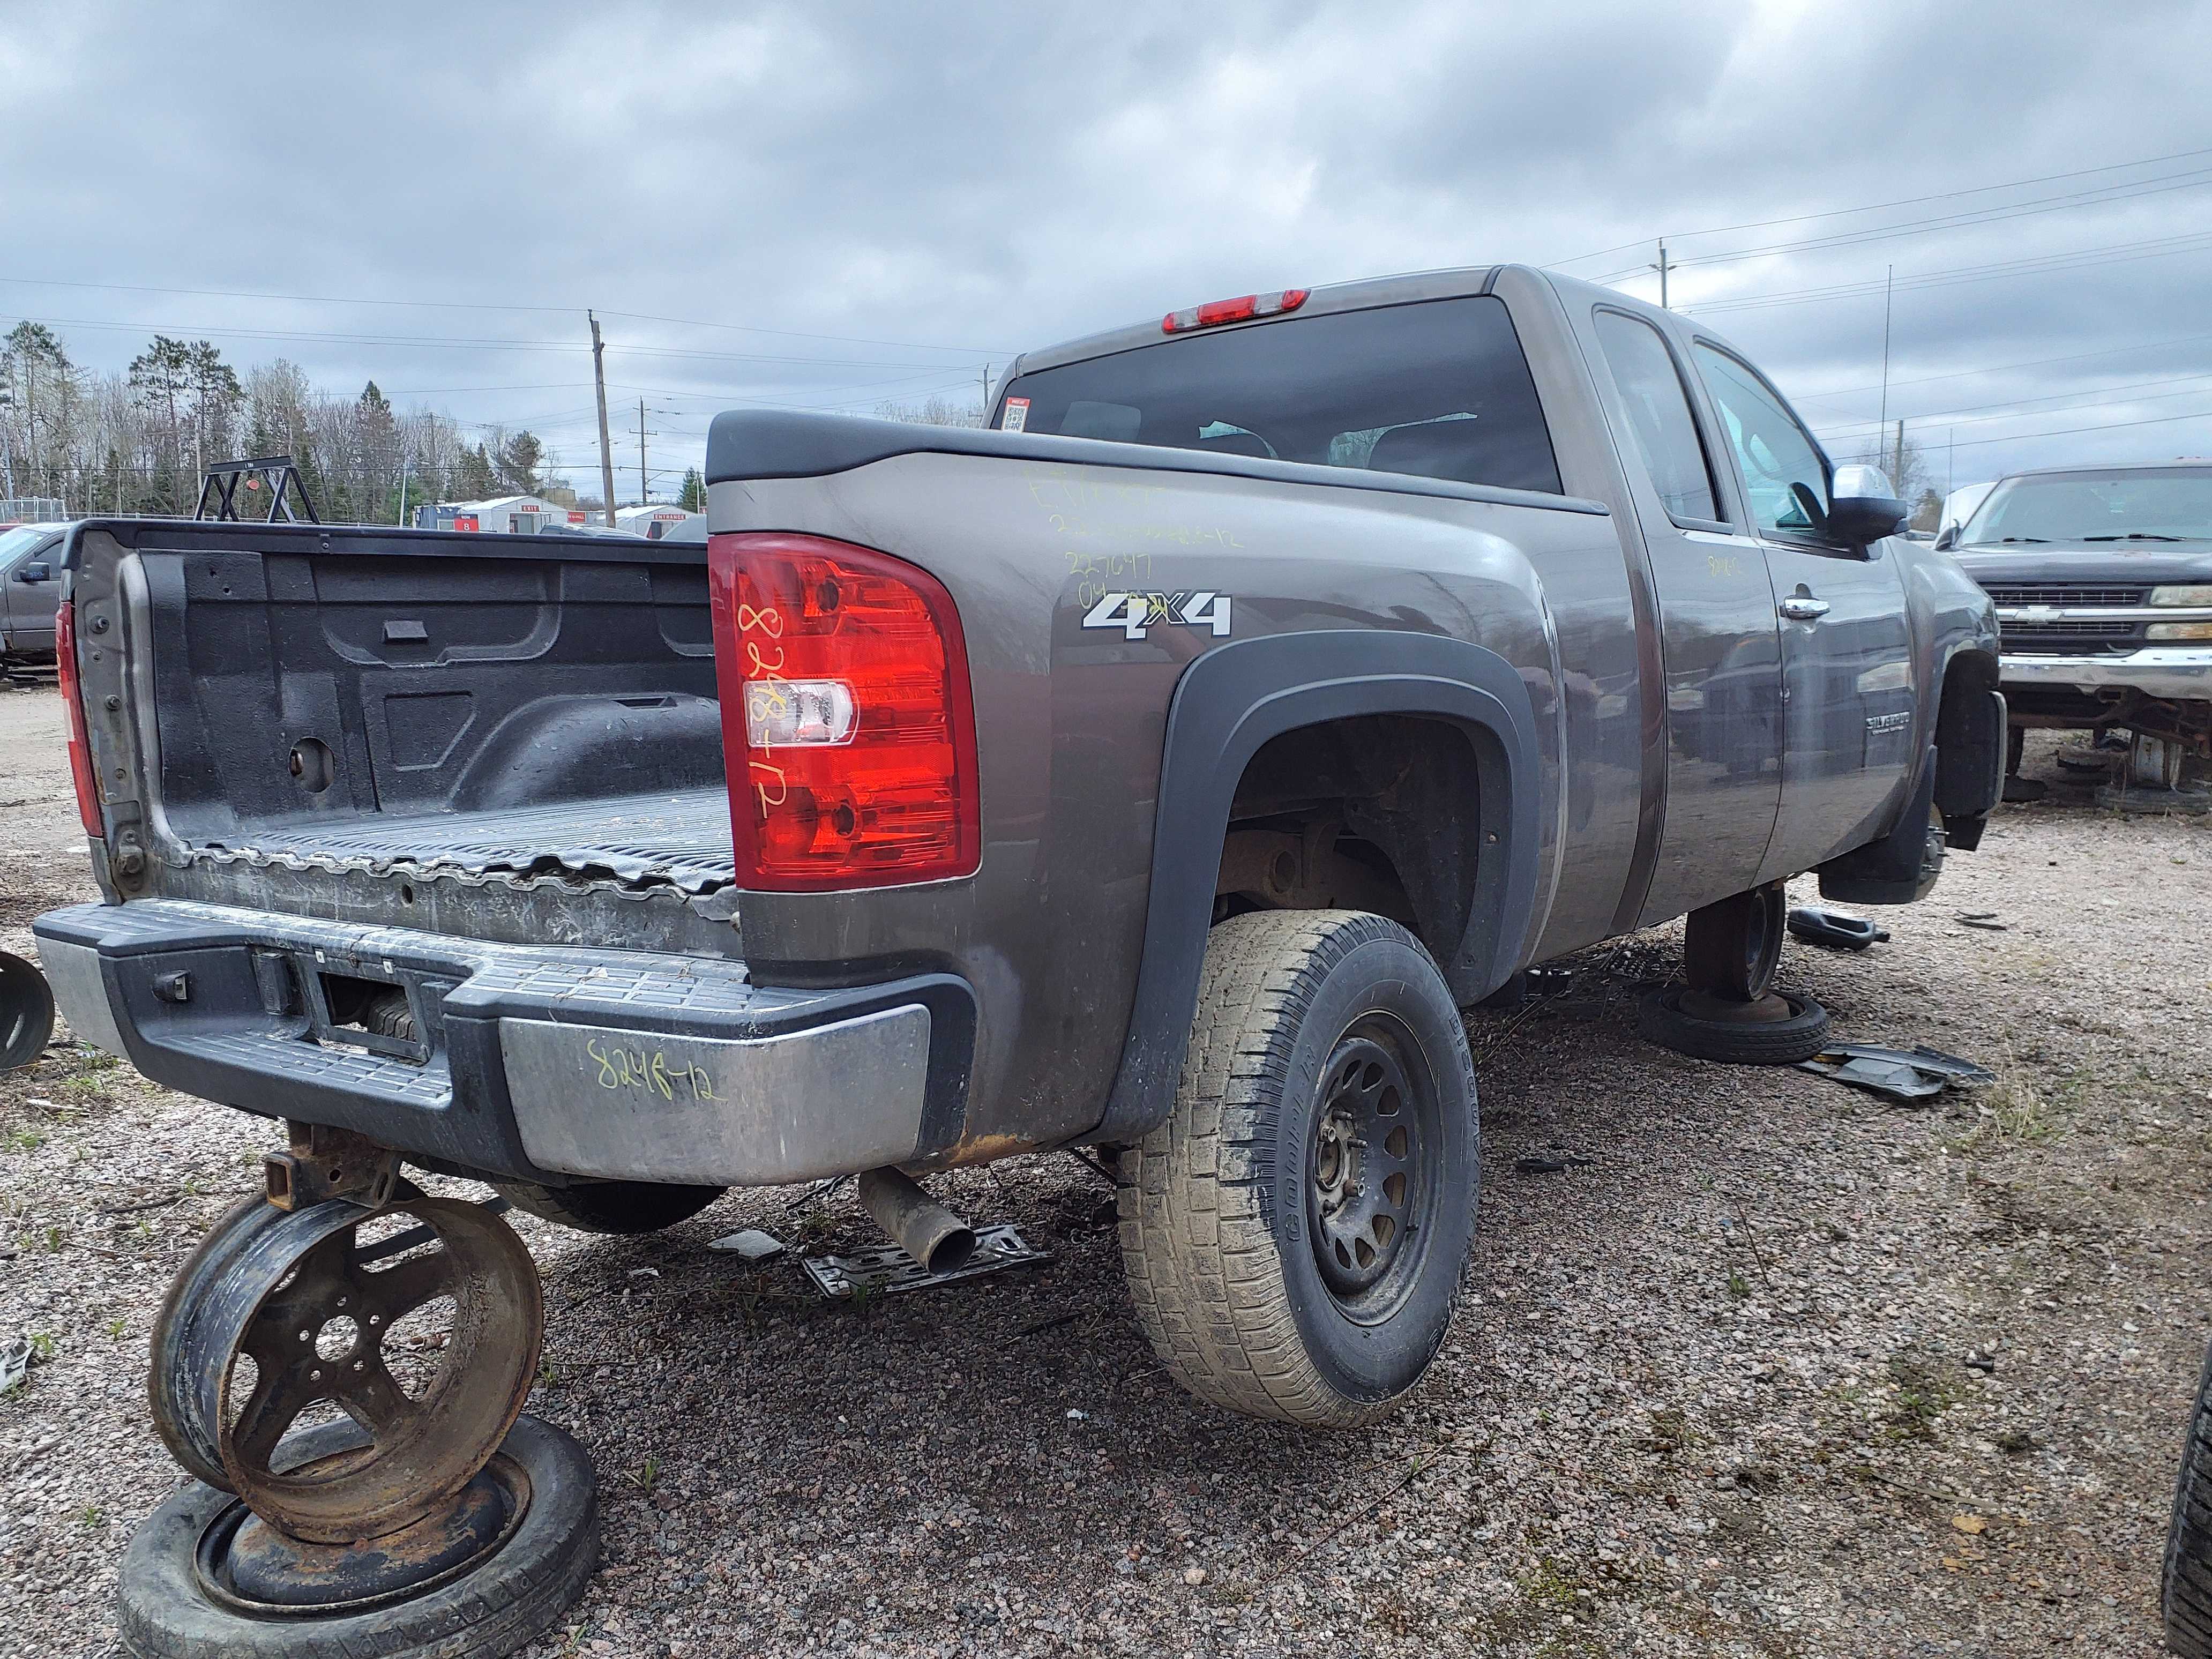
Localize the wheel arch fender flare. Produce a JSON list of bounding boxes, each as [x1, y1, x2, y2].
[[1932, 641, 2006, 843], [1087, 628, 1544, 1144]]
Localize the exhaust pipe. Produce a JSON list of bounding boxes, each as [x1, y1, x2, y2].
[[856, 1167, 976, 1275]]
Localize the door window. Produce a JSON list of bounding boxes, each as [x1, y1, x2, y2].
[[1693, 345, 1828, 537], [1593, 311, 1721, 524]]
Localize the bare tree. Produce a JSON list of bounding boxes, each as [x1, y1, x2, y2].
[[873, 394, 986, 429], [9, 318, 577, 521]]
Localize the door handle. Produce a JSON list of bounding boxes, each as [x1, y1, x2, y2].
[[1779, 594, 1830, 622]]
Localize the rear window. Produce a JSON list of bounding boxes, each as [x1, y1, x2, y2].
[[999, 295, 1563, 496]]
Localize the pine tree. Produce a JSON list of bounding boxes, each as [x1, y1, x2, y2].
[[451, 444, 499, 500], [495, 430, 545, 496], [678, 467, 706, 512]]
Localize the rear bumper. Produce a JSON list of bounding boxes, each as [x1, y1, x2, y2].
[[31, 900, 974, 1187], [2001, 649, 2212, 704]]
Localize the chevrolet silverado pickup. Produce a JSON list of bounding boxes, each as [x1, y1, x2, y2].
[[0, 518, 65, 678], [35, 266, 2004, 1447], [1940, 461, 2212, 789]]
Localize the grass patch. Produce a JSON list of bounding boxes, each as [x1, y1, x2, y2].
[[1884, 1355, 1963, 1443], [1947, 1061, 2065, 1154], [1639, 1407, 1702, 1455]]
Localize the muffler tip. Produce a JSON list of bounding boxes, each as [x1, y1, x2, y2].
[[856, 1166, 977, 1277], [923, 1223, 977, 1276]]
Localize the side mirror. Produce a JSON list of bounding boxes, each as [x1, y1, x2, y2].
[[1933, 524, 1960, 552], [14, 562, 51, 584], [1826, 464, 1908, 549]]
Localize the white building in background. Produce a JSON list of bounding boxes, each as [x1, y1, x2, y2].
[[414, 495, 578, 534], [614, 505, 700, 541]]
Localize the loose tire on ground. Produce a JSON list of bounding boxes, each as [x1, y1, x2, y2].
[[1116, 909, 1479, 1429], [1636, 984, 1832, 1065], [2163, 1336, 2212, 1658], [116, 1415, 599, 1659], [489, 1178, 724, 1235]]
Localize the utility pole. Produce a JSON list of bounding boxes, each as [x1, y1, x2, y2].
[[589, 311, 617, 528], [1650, 240, 1671, 309], [638, 397, 647, 506], [397, 451, 411, 527], [980, 362, 992, 425], [1876, 265, 1894, 466], [0, 388, 17, 502], [1893, 418, 1905, 491]]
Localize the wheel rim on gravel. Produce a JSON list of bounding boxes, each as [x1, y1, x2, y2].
[[1305, 1020, 1440, 1318], [151, 1195, 543, 1545]]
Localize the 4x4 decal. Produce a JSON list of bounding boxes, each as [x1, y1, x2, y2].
[[1080, 589, 1233, 641]]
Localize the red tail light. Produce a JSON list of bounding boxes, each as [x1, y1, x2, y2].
[[708, 532, 980, 891], [1162, 287, 1310, 333], [54, 600, 105, 839]]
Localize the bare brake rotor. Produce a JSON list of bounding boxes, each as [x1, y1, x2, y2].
[[149, 1194, 542, 1544]]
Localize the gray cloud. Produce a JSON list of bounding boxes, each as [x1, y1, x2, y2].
[[6, 0, 2212, 494]]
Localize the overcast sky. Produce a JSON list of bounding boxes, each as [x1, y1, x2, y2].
[[5, 0, 2211, 501]]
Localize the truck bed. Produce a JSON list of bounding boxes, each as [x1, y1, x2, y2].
[[76, 521, 733, 913]]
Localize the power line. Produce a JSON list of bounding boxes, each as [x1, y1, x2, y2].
[[1579, 157, 2212, 284], [0, 312, 982, 373], [596, 309, 1015, 356], [0, 274, 1015, 356], [1788, 328, 2212, 405], [1932, 404, 2212, 452], [1822, 372, 2212, 434], [1681, 227, 2212, 317], [1541, 142, 2212, 268]]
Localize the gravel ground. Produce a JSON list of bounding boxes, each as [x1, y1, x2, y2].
[[2, 684, 2208, 1659]]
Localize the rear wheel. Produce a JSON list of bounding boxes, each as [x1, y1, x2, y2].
[[1116, 910, 1478, 1428], [2164, 1336, 2212, 1658], [489, 1180, 724, 1235]]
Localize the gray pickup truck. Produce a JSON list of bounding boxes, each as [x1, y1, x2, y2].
[[0, 519, 66, 678], [35, 268, 2004, 1601], [1939, 462, 2212, 794]]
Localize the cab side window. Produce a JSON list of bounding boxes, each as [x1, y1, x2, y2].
[[1593, 311, 1721, 524], [1692, 344, 1828, 537]]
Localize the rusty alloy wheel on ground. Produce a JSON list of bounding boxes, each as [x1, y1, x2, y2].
[[148, 1193, 543, 1544]]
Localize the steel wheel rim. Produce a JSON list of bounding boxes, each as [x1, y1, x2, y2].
[[1304, 1017, 1440, 1321], [159, 1196, 542, 1544], [1743, 885, 1784, 1001]]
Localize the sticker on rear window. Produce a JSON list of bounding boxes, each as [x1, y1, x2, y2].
[[1000, 397, 1029, 432]]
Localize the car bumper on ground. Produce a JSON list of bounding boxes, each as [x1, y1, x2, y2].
[[2000, 648, 2212, 703], [31, 900, 974, 1187]]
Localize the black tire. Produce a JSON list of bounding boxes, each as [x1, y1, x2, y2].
[[116, 1415, 599, 1659], [2164, 1336, 2212, 1658], [1117, 909, 1479, 1429], [0, 950, 55, 1071], [489, 1178, 724, 1235], [1683, 885, 1785, 1001], [1637, 985, 1832, 1065]]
